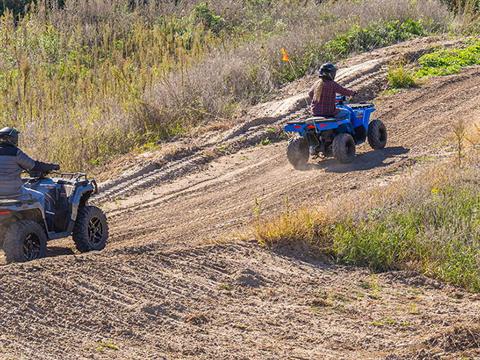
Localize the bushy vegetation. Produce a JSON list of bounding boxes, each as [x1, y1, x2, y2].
[[278, 19, 429, 83], [416, 39, 480, 77], [334, 184, 480, 291], [387, 64, 418, 88], [441, 0, 480, 13], [0, 0, 452, 169], [254, 164, 480, 292]]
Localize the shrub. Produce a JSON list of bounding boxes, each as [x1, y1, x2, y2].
[[387, 64, 418, 88]]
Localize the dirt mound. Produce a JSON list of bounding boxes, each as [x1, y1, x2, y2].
[[89, 39, 480, 256]]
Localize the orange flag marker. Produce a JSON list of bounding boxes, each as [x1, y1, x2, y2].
[[281, 48, 290, 62]]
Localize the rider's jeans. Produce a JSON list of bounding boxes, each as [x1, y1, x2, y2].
[[20, 187, 45, 210], [336, 109, 350, 121]]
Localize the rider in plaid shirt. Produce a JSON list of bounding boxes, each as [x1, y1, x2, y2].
[[308, 63, 356, 120]]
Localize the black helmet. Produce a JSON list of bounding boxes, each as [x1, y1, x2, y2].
[[319, 63, 337, 80], [0, 127, 20, 146]]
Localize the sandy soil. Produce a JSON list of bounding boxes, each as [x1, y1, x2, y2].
[[1, 37, 479, 359], [1, 242, 479, 359]]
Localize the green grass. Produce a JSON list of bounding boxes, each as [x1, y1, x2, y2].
[[333, 185, 480, 291], [254, 170, 480, 292], [416, 39, 480, 77]]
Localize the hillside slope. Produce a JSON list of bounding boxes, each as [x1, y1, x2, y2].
[[98, 37, 474, 252], [1, 37, 480, 359]]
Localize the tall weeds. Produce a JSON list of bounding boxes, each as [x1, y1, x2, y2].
[[0, 0, 453, 169]]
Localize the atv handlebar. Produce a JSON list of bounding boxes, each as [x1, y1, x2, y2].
[[25, 170, 89, 182]]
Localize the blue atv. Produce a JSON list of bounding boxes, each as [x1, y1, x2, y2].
[[0, 171, 108, 263], [284, 96, 387, 168]]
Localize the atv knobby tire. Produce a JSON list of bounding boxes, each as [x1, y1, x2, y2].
[[333, 133, 356, 163], [287, 137, 309, 169], [73, 206, 109, 253], [368, 119, 387, 149], [3, 220, 47, 263]]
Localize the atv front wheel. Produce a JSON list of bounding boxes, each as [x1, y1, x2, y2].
[[333, 133, 356, 163], [3, 220, 47, 263], [73, 206, 109, 253], [287, 137, 309, 169], [368, 119, 387, 149]]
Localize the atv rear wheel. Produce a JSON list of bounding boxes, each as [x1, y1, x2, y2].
[[333, 133, 356, 163], [287, 137, 309, 169], [368, 119, 387, 149], [73, 206, 109, 253], [3, 220, 47, 263]]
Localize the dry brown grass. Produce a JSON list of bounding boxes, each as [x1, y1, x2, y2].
[[0, 0, 454, 169]]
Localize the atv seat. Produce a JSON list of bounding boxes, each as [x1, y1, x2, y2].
[[287, 116, 337, 125]]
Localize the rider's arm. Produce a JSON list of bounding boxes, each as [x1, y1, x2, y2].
[[31, 161, 60, 172], [16, 149, 59, 172], [333, 82, 355, 97], [16, 149, 35, 170]]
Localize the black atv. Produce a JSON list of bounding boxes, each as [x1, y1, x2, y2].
[[0, 171, 108, 263]]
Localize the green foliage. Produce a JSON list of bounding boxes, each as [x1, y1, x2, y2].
[[0, 0, 64, 17], [387, 65, 418, 88], [416, 40, 480, 77], [327, 19, 426, 55], [255, 174, 480, 292], [0, 0, 33, 17], [191, 2, 226, 34], [276, 19, 427, 85]]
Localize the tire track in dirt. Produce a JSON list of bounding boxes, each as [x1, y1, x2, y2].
[[93, 39, 479, 253]]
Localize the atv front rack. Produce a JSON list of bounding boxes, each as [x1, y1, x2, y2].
[[52, 172, 88, 182]]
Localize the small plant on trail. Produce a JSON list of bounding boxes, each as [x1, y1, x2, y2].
[[95, 340, 119, 352], [387, 63, 418, 89]]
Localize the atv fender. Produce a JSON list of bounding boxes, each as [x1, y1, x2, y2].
[[67, 182, 96, 233]]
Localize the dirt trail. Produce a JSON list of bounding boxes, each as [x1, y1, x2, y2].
[[1, 37, 480, 359]]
